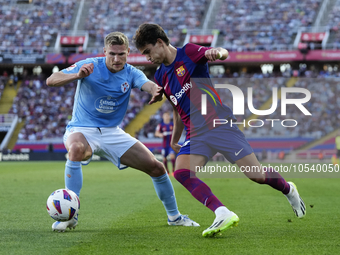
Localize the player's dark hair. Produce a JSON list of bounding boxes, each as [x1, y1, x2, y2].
[[133, 23, 170, 49]]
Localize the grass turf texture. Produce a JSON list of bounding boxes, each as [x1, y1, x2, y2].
[[0, 161, 339, 255]]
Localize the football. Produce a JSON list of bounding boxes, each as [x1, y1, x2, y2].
[[46, 189, 80, 222]]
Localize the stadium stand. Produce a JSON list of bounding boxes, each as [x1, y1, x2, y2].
[[0, 0, 77, 53], [326, 0, 340, 49], [85, 0, 209, 53], [215, 0, 322, 51]]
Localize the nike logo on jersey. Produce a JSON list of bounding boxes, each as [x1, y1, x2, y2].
[[198, 47, 203, 51], [235, 148, 244, 156], [164, 83, 168, 90]]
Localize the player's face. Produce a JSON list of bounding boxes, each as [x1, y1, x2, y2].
[[104, 44, 130, 73], [139, 41, 164, 64], [163, 113, 170, 123]]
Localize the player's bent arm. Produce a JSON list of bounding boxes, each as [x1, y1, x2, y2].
[[46, 71, 79, 87], [171, 105, 184, 148], [46, 63, 94, 87]]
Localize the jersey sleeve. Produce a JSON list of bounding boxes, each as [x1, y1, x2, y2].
[[61, 58, 93, 74], [154, 67, 164, 87], [130, 66, 150, 90], [156, 123, 161, 132], [184, 43, 212, 65]]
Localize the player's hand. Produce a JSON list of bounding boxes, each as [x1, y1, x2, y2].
[[148, 86, 163, 104], [171, 143, 181, 154], [77, 63, 94, 78], [205, 49, 222, 62]]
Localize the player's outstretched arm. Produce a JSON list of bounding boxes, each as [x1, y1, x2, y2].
[[205, 47, 229, 62], [46, 63, 94, 87], [170, 105, 184, 154], [141, 81, 164, 104]]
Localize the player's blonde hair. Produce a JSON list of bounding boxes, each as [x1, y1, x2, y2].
[[105, 32, 129, 49]]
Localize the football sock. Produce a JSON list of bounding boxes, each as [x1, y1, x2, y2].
[[65, 159, 83, 197], [263, 167, 290, 195], [174, 169, 224, 212], [151, 173, 179, 216]]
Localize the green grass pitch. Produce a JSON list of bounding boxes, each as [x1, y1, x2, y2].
[[0, 161, 339, 255]]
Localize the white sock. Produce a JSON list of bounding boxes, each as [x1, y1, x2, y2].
[[214, 206, 232, 217], [168, 213, 181, 221]]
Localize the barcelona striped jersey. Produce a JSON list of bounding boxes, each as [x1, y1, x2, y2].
[[154, 43, 235, 139]]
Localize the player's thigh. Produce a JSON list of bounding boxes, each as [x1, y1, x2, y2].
[[120, 141, 165, 176], [65, 132, 92, 159], [236, 153, 265, 182], [175, 154, 207, 172]]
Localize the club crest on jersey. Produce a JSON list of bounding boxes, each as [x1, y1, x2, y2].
[[66, 64, 76, 71], [121, 82, 130, 93], [176, 66, 186, 77]]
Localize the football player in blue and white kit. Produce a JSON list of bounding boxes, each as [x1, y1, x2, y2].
[[46, 32, 199, 232]]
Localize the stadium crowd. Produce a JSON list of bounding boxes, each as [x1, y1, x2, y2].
[[327, 0, 340, 49], [1, 0, 339, 53], [0, 0, 77, 54], [216, 0, 321, 52], [85, 0, 208, 53]]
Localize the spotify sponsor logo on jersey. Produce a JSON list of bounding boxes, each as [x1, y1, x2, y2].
[[170, 82, 193, 106], [95, 96, 118, 113]]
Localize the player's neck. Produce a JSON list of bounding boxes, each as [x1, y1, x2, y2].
[[163, 45, 177, 66]]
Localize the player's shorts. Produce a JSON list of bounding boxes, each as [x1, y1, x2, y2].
[[337, 150, 340, 158], [63, 126, 138, 169], [177, 124, 253, 164], [162, 147, 175, 158]]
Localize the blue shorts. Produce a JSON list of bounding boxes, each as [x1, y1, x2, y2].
[[178, 124, 253, 164], [162, 147, 175, 158]]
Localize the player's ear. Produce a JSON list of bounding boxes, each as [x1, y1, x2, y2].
[[127, 47, 130, 55], [103, 47, 106, 54], [157, 38, 164, 47]]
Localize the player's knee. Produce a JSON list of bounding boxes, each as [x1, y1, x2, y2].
[[68, 142, 86, 161], [148, 159, 166, 177], [173, 169, 194, 183]]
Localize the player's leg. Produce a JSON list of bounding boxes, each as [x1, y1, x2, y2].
[[236, 153, 306, 218], [174, 153, 239, 237], [53, 130, 93, 232], [120, 141, 199, 226], [161, 148, 169, 174], [64, 131, 92, 197], [213, 124, 306, 219], [169, 150, 176, 175]]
